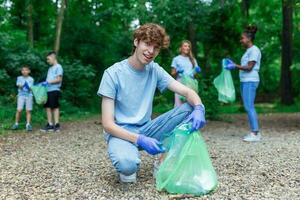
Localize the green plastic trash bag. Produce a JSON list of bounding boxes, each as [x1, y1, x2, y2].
[[31, 85, 48, 105], [156, 123, 218, 196], [213, 60, 236, 103], [180, 75, 199, 101]]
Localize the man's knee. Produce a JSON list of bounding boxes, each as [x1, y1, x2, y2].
[[179, 103, 193, 116], [116, 158, 139, 175]]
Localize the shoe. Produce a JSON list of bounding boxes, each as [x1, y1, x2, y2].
[[243, 132, 262, 142], [11, 124, 19, 130], [119, 173, 137, 183], [26, 124, 32, 132], [40, 123, 54, 132], [54, 123, 60, 132]]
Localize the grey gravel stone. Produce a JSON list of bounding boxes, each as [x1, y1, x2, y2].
[[0, 113, 299, 199]]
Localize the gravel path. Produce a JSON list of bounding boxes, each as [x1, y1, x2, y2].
[[0, 113, 299, 199]]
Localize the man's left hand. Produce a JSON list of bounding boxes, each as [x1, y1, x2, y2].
[[186, 104, 206, 132]]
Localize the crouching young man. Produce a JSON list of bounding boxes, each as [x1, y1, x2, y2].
[[97, 23, 206, 183]]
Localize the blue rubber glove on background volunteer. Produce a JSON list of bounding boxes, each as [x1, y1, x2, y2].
[[40, 81, 49, 87], [189, 65, 202, 78], [224, 58, 236, 70], [136, 134, 166, 155], [177, 68, 184, 74], [194, 66, 201, 73], [187, 104, 206, 132]]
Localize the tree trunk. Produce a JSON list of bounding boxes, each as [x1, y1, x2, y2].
[[188, 22, 197, 59], [27, 1, 34, 47], [280, 0, 293, 105], [54, 0, 67, 54], [241, 0, 250, 19], [187, 0, 197, 60], [220, 0, 224, 8]]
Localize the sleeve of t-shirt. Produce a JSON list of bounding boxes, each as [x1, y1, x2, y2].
[[156, 65, 175, 93], [16, 77, 22, 86], [56, 65, 63, 77], [171, 58, 177, 69], [97, 70, 117, 99], [29, 77, 34, 87], [248, 48, 260, 63]]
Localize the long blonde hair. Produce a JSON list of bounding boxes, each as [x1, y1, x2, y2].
[[179, 40, 196, 67]]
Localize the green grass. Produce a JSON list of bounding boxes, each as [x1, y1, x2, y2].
[[2, 97, 300, 135], [0, 100, 100, 135], [219, 101, 300, 114], [152, 101, 300, 115]]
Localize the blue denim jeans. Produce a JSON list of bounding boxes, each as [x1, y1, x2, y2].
[[240, 82, 259, 132], [105, 103, 193, 175]]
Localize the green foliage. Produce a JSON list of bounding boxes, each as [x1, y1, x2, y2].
[[1, 0, 300, 126], [0, 31, 97, 109], [198, 76, 220, 120], [62, 60, 96, 107]]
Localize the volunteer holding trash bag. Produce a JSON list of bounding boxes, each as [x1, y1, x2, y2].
[[11, 65, 34, 131], [98, 24, 206, 183], [40, 51, 63, 133], [171, 40, 201, 107], [224, 25, 262, 142]]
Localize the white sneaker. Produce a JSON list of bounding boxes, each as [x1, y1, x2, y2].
[[243, 132, 262, 142], [119, 173, 137, 183]]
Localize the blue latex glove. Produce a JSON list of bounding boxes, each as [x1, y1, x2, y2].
[[136, 135, 166, 155], [177, 68, 184, 74], [40, 81, 49, 87], [194, 66, 201, 73], [224, 58, 236, 70], [23, 81, 30, 92], [186, 104, 206, 132]]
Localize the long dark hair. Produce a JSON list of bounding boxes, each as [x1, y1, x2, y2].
[[243, 25, 258, 41]]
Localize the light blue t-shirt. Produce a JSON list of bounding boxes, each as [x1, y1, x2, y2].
[[16, 76, 34, 96], [46, 64, 63, 92], [171, 55, 198, 78], [239, 45, 261, 82], [97, 59, 175, 126]]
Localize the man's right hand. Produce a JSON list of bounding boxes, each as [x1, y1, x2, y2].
[[136, 135, 166, 155]]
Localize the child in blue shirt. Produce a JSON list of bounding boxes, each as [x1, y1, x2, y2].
[[40, 51, 63, 133], [11, 65, 34, 131]]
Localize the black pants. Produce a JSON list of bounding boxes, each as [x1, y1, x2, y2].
[[44, 91, 60, 109]]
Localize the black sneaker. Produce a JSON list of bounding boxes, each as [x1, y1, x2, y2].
[[40, 123, 54, 133], [54, 123, 60, 132]]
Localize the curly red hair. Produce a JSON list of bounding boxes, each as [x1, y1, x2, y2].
[[132, 23, 170, 53]]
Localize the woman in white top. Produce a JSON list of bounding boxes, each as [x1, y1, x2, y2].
[[171, 40, 201, 107], [225, 25, 262, 142]]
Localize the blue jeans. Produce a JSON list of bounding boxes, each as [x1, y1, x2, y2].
[[240, 82, 259, 132], [105, 103, 193, 175]]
